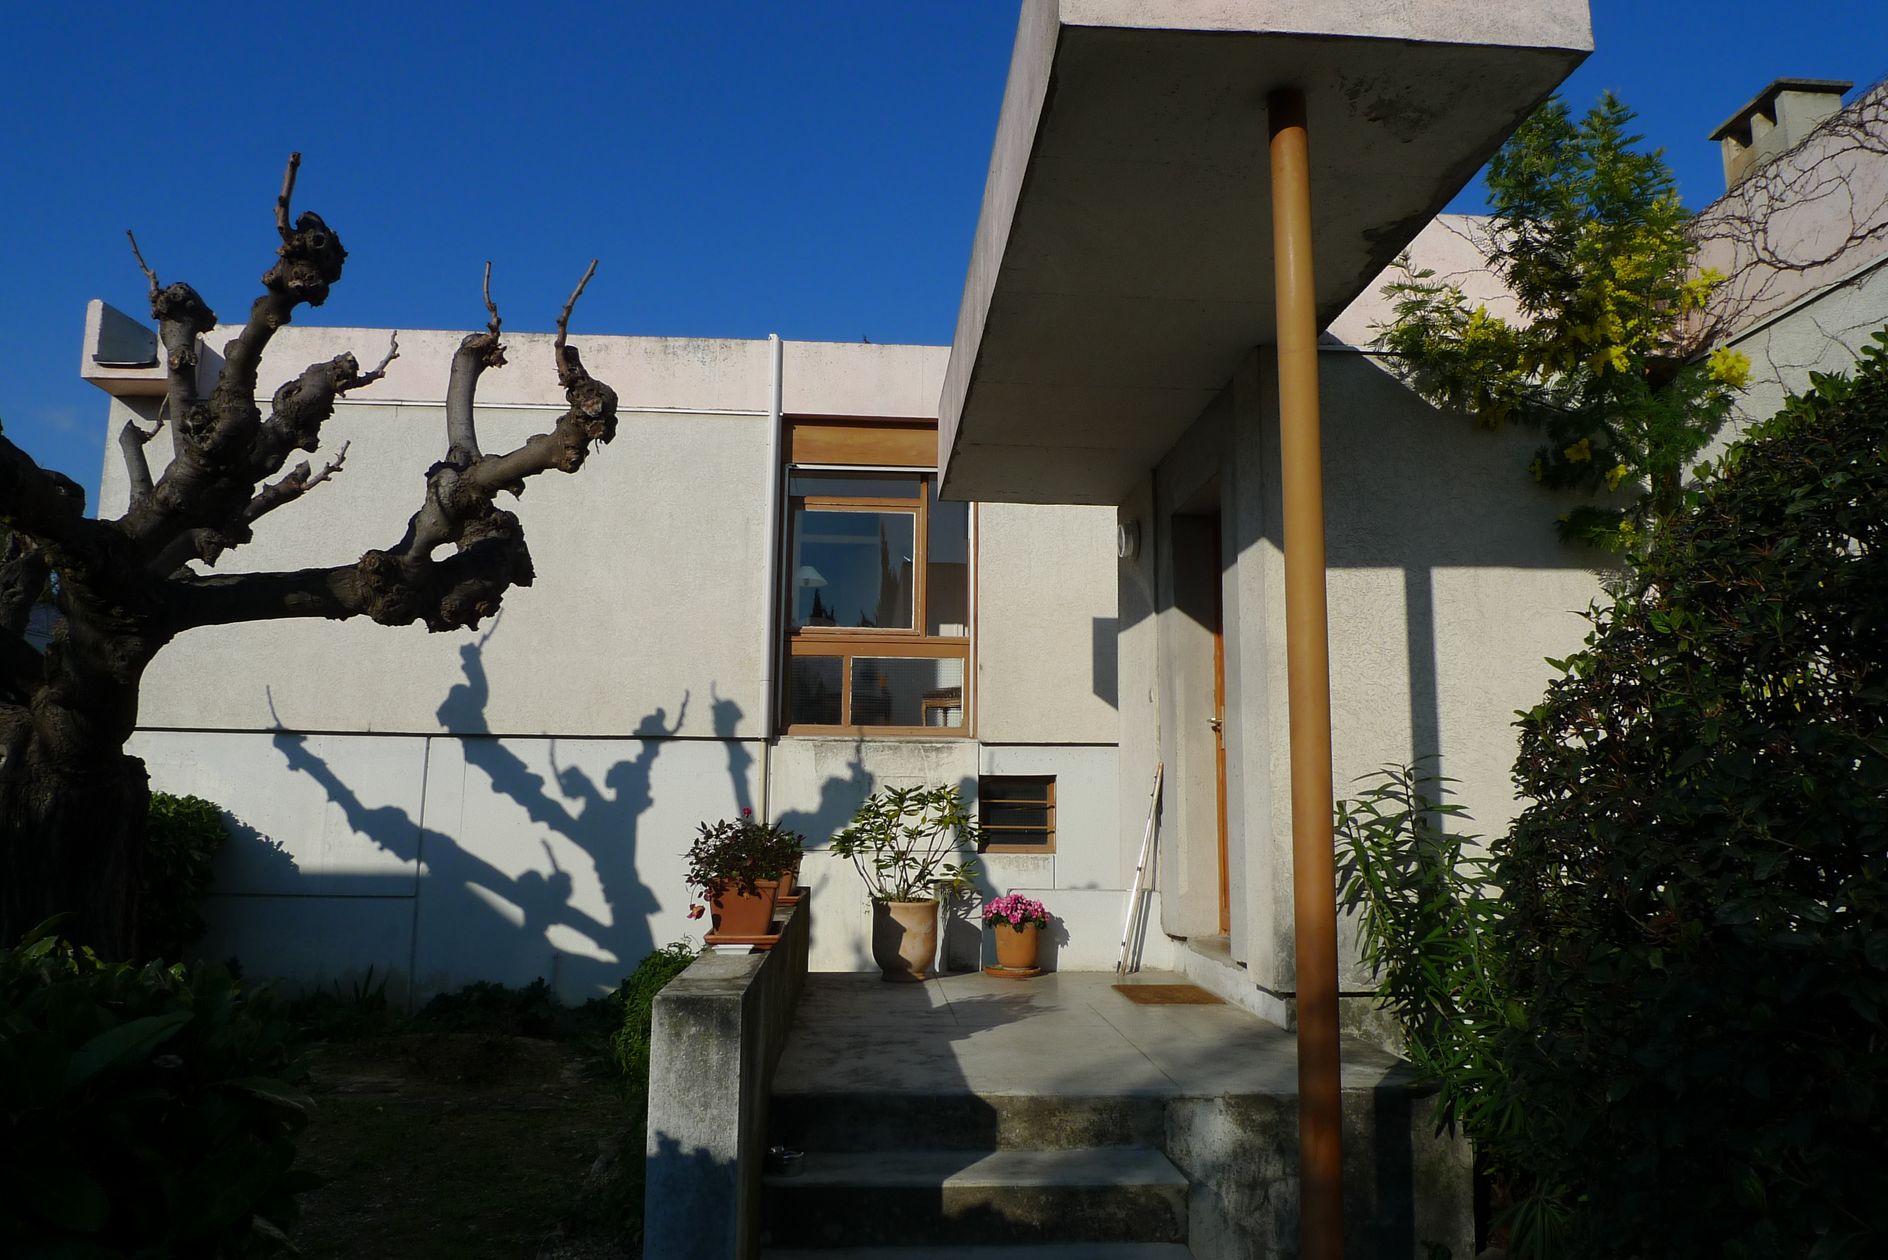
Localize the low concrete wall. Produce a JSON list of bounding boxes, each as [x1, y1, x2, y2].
[[644, 901, 811, 1260], [1165, 1084, 1473, 1260]]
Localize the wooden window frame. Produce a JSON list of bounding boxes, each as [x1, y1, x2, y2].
[[978, 775, 1056, 853], [787, 489, 928, 639], [781, 463, 971, 736]]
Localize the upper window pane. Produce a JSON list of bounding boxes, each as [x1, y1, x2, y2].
[[927, 481, 969, 637], [790, 472, 924, 500], [791, 509, 916, 630]]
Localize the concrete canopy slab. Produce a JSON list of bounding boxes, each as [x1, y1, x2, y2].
[[938, 0, 1591, 505]]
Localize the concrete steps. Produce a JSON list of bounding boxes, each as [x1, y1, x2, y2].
[[769, 1090, 1168, 1153], [761, 1147, 1188, 1249]]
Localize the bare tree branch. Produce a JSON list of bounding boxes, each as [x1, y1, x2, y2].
[[197, 153, 347, 461], [276, 151, 301, 242], [116, 416, 163, 503], [147, 439, 356, 576], [554, 258, 598, 387], [174, 273, 618, 637], [358, 332, 400, 389], [126, 230, 160, 301], [0, 429, 95, 559], [483, 261, 501, 339], [446, 265, 507, 465], [0, 534, 48, 638], [1, 535, 50, 708], [129, 230, 217, 425], [242, 441, 350, 530]]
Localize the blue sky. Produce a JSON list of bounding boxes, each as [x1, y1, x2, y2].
[[3, 1, 1883, 494]]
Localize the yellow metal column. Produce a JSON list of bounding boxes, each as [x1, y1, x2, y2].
[[1267, 85, 1345, 1260]]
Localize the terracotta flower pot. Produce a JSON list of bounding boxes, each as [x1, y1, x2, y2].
[[711, 879, 779, 936], [872, 899, 939, 982], [993, 920, 1041, 970]]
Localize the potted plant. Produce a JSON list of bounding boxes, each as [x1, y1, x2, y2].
[[830, 785, 980, 982], [684, 808, 806, 938], [982, 893, 1051, 972]]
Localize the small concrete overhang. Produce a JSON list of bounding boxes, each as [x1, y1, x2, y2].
[[938, 0, 1592, 504]]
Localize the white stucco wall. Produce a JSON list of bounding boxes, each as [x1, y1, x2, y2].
[[976, 501, 1122, 746], [1722, 254, 1888, 428], [118, 400, 771, 739], [100, 329, 1128, 988], [133, 727, 753, 1002], [1140, 344, 1608, 1003]]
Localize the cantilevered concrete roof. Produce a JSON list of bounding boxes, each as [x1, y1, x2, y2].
[[938, 0, 1591, 504]]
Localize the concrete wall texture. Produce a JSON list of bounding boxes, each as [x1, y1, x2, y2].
[[1127, 340, 1607, 1014], [104, 330, 1141, 998]]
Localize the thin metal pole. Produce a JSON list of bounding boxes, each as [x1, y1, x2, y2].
[[1268, 85, 1345, 1260]]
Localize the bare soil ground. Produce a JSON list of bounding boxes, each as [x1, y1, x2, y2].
[[290, 1032, 637, 1259]]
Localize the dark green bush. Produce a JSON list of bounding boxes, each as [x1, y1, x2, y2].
[[608, 940, 698, 1077], [1493, 331, 1888, 1256], [284, 966, 397, 1043], [140, 792, 230, 962], [0, 924, 312, 1256], [413, 977, 569, 1039]]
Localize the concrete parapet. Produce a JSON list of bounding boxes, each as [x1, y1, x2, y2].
[[643, 901, 810, 1260]]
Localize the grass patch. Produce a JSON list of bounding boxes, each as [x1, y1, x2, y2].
[[285, 952, 697, 1259]]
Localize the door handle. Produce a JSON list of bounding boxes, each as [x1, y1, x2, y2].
[[1209, 717, 1223, 733]]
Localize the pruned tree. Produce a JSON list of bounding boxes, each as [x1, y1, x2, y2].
[[0, 156, 618, 957]]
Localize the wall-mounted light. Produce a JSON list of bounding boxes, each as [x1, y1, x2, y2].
[[1117, 520, 1141, 561]]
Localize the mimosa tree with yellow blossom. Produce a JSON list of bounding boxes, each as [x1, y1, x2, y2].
[[1379, 93, 1749, 552]]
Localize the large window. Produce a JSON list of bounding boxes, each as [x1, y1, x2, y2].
[[782, 458, 971, 734]]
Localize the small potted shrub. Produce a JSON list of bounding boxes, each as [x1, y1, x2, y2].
[[983, 893, 1051, 972], [830, 785, 979, 982], [685, 809, 805, 938]]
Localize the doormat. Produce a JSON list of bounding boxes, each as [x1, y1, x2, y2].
[[1113, 983, 1223, 1005]]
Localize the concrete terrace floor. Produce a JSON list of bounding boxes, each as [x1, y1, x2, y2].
[[773, 969, 1414, 1098]]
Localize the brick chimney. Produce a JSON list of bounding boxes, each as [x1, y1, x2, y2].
[[1710, 78, 1853, 189]]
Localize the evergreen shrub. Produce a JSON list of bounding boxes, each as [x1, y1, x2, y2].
[[0, 925, 311, 1256], [1494, 331, 1888, 1255]]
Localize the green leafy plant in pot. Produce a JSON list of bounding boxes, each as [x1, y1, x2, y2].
[[830, 785, 980, 982], [685, 809, 806, 938]]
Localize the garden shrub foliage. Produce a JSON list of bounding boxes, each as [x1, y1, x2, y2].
[[1341, 333, 1888, 1258], [1335, 767, 1508, 1143], [1493, 331, 1888, 1256], [140, 792, 230, 962], [608, 940, 698, 1077], [0, 925, 311, 1256]]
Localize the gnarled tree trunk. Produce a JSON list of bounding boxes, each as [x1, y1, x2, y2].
[[0, 157, 617, 957]]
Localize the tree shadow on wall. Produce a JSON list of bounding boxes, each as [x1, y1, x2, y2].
[[264, 623, 696, 1003], [771, 748, 987, 973]]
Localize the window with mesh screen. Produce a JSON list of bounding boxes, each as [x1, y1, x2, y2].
[[979, 775, 1055, 852]]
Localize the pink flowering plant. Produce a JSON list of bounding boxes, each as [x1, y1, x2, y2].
[[684, 808, 805, 919], [982, 893, 1051, 930]]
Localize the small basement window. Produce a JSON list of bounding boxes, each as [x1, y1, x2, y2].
[[979, 776, 1055, 852]]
